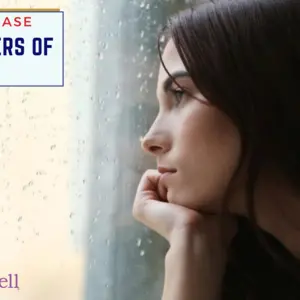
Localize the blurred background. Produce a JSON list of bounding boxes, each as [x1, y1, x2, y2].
[[0, 0, 198, 299]]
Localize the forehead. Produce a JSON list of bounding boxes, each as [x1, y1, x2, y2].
[[157, 39, 187, 87]]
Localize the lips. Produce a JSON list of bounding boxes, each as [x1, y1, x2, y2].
[[157, 166, 177, 174]]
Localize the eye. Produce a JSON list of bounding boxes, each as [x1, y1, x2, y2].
[[170, 89, 185, 107]]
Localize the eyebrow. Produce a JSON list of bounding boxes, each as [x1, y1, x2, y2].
[[163, 71, 190, 93]]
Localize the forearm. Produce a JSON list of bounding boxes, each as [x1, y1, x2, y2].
[[162, 229, 226, 300]]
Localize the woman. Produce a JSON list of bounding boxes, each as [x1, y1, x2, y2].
[[133, 0, 300, 299]]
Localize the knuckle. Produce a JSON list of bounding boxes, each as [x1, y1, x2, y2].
[[132, 199, 145, 220], [143, 169, 158, 177]]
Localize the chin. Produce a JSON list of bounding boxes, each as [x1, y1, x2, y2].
[[169, 192, 221, 214]]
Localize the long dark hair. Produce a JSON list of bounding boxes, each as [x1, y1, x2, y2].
[[158, 0, 300, 299]]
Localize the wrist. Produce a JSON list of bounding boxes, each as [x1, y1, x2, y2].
[[164, 230, 226, 300], [168, 225, 203, 255], [166, 222, 229, 272]]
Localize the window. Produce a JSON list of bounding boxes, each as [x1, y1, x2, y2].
[[0, 1, 194, 299]]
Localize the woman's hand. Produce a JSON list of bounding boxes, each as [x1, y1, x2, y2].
[[132, 169, 237, 300], [132, 169, 236, 245]]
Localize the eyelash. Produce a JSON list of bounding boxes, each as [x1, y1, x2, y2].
[[170, 88, 185, 106]]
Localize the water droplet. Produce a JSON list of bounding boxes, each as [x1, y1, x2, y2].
[[140, 44, 144, 51], [137, 73, 142, 78], [69, 212, 74, 218], [98, 52, 104, 60], [140, 250, 145, 256], [118, 20, 122, 27], [18, 216, 22, 222], [102, 42, 108, 50], [146, 3, 150, 9], [140, 30, 145, 38], [140, 2, 145, 8], [106, 239, 110, 246], [36, 170, 46, 176], [136, 238, 142, 247], [22, 181, 34, 190], [160, 35, 166, 43], [138, 104, 142, 110], [116, 92, 120, 99]]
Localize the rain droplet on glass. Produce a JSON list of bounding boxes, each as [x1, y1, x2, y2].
[[160, 35, 166, 43], [102, 43, 108, 50], [98, 52, 104, 60]]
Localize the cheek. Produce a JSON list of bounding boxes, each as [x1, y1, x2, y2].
[[171, 106, 241, 211]]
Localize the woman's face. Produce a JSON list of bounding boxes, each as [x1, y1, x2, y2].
[[141, 40, 242, 213]]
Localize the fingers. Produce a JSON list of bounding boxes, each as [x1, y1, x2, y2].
[[132, 169, 172, 239], [132, 169, 161, 223], [158, 176, 168, 202], [135, 169, 160, 195]]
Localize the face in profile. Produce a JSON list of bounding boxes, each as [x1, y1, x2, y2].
[[141, 40, 242, 214]]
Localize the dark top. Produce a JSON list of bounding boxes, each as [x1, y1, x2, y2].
[[222, 217, 300, 300]]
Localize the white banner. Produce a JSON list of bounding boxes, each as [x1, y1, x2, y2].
[[0, 9, 64, 87]]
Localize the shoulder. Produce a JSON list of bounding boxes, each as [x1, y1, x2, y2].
[[221, 217, 300, 300]]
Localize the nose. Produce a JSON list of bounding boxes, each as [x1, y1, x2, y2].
[[141, 128, 171, 156]]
